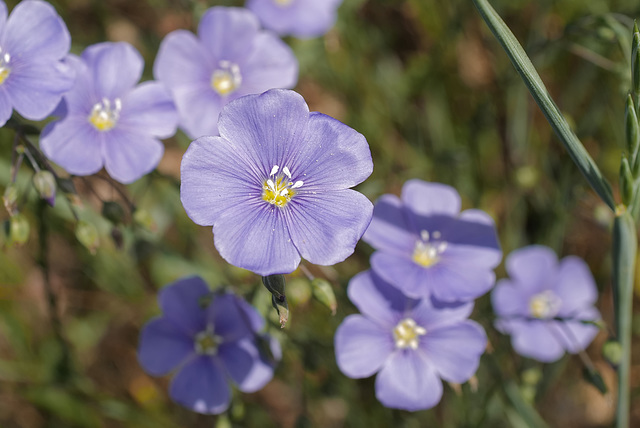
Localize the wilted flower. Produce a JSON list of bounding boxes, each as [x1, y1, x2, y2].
[[138, 276, 280, 414], [180, 89, 373, 275], [154, 6, 298, 138], [40, 42, 178, 184], [491, 245, 601, 362], [363, 179, 502, 302], [0, 0, 73, 127], [335, 270, 486, 411], [247, 0, 343, 38]]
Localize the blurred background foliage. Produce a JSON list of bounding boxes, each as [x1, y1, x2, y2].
[[1, 0, 640, 426]]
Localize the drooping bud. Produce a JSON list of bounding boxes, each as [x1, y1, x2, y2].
[[602, 339, 623, 366], [311, 278, 337, 315], [32, 170, 57, 206], [102, 201, 126, 224], [75, 220, 99, 254], [271, 294, 289, 328], [620, 156, 634, 206], [9, 213, 30, 245], [261, 274, 286, 301], [582, 366, 608, 395], [3, 185, 18, 215], [625, 94, 639, 163]]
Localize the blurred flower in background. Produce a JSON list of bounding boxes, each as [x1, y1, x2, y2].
[[154, 6, 298, 138], [180, 89, 373, 275], [363, 179, 502, 302], [491, 245, 601, 362], [40, 42, 178, 183], [335, 270, 487, 411], [138, 276, 280, 414], [247, 0, 343, 38], [0, 0, 73, 127]]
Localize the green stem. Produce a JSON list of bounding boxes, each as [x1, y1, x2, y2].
[[472, 0, 617, 211], [612, 211, 636, 428]]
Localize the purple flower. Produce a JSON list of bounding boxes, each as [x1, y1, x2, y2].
[[180, 89, 373, 276], [363, 179, 502, 302], [491, 246, 601, 362], [40, 42, 178, 184], [154, 6, 298, 138], [0, 0, 74, 127], [138, 276, 280, 414], [246, 0, 343, 38], [335, 270, 486, 411]]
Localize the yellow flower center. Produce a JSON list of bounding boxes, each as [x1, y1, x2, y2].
[[412, 230, 447, 268], [529, 290, 561, 319], [393, 318, 426, 350], [88, 97, 121, 132], [211, 60, 242, 96], [194, 328, 222, 356], [0, 50, 12, 85], [262, 165, 303, 208]]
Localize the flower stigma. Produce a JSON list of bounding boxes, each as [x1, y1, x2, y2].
[[211, 60, 242, 96], [262, 165, 303, 208], [412, 230, 447, 268], [88, 97, 122, 131], [194, 327, 222, 356], [393, 318, 426, 350], [529, 290, 562, 319], [0, 48, 12, 85]]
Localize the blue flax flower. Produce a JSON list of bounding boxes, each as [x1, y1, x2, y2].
[[363, 179, 502, 302], [491, 245, 601, 362], [180, 89, 373, 276], [0, 0, 73, 127], [247, 0, 343, 38], [335, 270, 487, 411], [40, 42, 178, 184], [154, 6, 298, 138], [138, 276, 280, 414]]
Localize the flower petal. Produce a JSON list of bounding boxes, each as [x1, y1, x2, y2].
[[0, 89, 13, 127], [491, 278, 531, 318], [505, 245, 558, 293], [119, 81, 178, 139], [158, 276, 209, 336], [346, 270, 409, 327], [334, 315, 394, 378], [287, 112, 372, 191], [508, 319, 565, 362], [410, 298, 474, 330], [171, 84, 222, 138], [40, 117, 104, 176], [137, 317, 194, 376], [0, 2, 7, 30], [421, 321, 486, 383], [236, 32, 298, 96], [370, 252, 428, 298], [103, 128, 164, 184], [284, 189, 372, 266], [212, 202, 300, 275], [549, 307, 600, 353], [218, 339, 275, 393], [180, 135, 260, 226], [375, 349, 443, 411], [362, 194, 416, 255], [247, 0, 340, 38], [217, 89, 310, 176], [153, 30, 213, 89], [4, 0, 70, 61], [209, 293, 257, 342], [401, 180, 461, 217], [89, 42, 143, 100], [169, 356, 230, 414], [554, 256, 598, 317], [198, 7, 260, 64]]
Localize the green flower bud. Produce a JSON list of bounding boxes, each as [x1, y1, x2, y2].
[[75, 221, 99, 254], [133, 209, 156, 231], [262, 274, 286, 300], [602, 340, 623, 366], [32, 170, 56, 206], [626, 94, 639, 162], [620, 157, 634, 206], [9, 213, 30, 245], [271, 294, 289, 328], [311, 278, 337, 315], [102, 201, 126, 224], [3, 185, 18, 215]]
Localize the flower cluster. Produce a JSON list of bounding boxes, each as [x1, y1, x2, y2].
[[491, 245, 601, 362], [138, 276, 280, 414]]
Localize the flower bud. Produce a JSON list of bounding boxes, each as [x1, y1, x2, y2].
[[75, 221, 99, 254], [271, 294, 289, 328], [3, 185, 18, 215], [9, 213, 30, 245], [620, 157, 634, 206], [626, 94, 639, 162], [602, 340, 623, 366], [32, 170, 56, 206], [102, 201, 126, 224], [262, 274, 286, 301], [311, 278, 337, 315], [133, 209, 156, 231]]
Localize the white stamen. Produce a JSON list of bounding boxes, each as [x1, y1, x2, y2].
[[291, 180, 304, 189], [283, 166, 292, 179], [270, 165, 279, 176], [421, 230, 430, 241]]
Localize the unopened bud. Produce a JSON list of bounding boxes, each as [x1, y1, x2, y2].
[[311, 278, 337, 315], [271, 294, 289, 328], [133, 209, 156, 231], [9, 213, 30, 245], [602, 340, 623, 366], [102, 201, 126, 224], [262, 274, 286, 300], [626, 94, 640, 162], [56, 177, 77, 195], [3, 185, 18, 215], [32, 170, 56, 206], [620, 157, 634, 206], [75, 221, 99, 254], [583, 366, 607, 395]]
